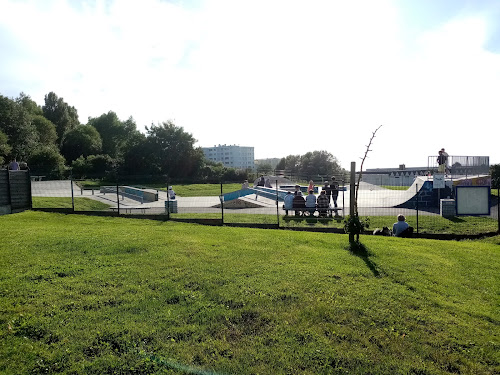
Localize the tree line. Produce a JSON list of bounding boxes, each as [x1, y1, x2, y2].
[[0, 91, 345, 183], [0, 92, 252, 182]]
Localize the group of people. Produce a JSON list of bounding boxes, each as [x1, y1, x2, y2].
[[283, 177, 340, 217], [5, 158, 28, 171]]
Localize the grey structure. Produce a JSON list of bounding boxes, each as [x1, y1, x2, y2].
[[202, 144, 255, 170], [0, 170, 31, 214]]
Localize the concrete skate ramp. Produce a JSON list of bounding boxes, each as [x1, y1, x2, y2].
[[222, 186, 289, 202], [355, 176, 430, 208]]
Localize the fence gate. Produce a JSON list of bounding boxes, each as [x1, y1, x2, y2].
[[0, 170, 31, 214]]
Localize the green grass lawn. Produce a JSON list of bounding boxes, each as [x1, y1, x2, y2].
[[169, 213, 498, 235], [1, 211, 498, 374], [381, 185, 409, 190], [32, 197, 112, 211]]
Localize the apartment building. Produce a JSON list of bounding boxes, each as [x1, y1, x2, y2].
[[202, 145, 255, 170]]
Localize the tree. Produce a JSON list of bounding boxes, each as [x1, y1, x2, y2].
[[300, 151, 343, 178], [42, 92, 79, 144], [276, 155, 301, 174], [71, 154, 115, 178], [145, 121, 204, 178], [32, 115, 58, 146], [60, 125, 102, 162], [0, 94, 38, 161], [256, 162, 273, 174], [0, 130, 12, 166], [88, 112, 140, 158], [28, 145, 66, 178], [275, 152, 343, 179], [16, 92, 42, 116]]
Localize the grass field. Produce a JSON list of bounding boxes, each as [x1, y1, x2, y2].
[[32, 197, 112, 211], [1, 211, 498, 374]]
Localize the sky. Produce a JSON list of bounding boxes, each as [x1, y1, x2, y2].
[[1, 0, 499, 170]]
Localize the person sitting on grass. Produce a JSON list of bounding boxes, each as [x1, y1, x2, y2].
[[392, 214, 413, 237], [316, 190, 330, 217], [305, 190, 317, 216]]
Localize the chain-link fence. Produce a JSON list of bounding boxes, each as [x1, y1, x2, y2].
[[28, 173, 500, 236]]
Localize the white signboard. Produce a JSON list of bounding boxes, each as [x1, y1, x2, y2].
[[456, 186, 490, 215], [433, 174, 445, 189]]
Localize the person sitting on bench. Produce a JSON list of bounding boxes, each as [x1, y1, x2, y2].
[[316, 190, 330, 217], [292, 191, 306, 216], [305, 189, 317, 216], [284, 191, 294, 215]]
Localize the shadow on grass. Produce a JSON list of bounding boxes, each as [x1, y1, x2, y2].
[[347, 242, 383, 277], [447, 217, 465, 223]]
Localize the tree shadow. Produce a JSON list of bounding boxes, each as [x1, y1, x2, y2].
[[347, 242, 383, 277]]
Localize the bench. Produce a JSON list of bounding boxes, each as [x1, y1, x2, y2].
[[283, 204, 343, 217], [110, 207, 151, 214]]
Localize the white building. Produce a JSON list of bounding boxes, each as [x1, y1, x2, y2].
[[202, 145, 255, 170]]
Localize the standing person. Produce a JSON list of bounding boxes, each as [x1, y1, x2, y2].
[[323, 180, 332, 205], [308, 180, 315, 192], [437, 150, 446, 173], [330, 177, 339, 209], [241, 180, 249, 189], [441, 148, 449, 175], [8, 158, 19, 171], [283, 191, 294, 215], [305, 190, 317, 216]]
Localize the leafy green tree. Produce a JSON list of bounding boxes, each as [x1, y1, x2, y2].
[[276, 155, 301, 174], [71, 154, 115, 178], [257, 163, 273, 174], [300, 150, 343, 178], [28, 145, 66, 178], [0, 94, 38, 160], [275, 151, 343, 179], [120, 132, 149, 175], [145, 121, 204, 178], [88, 112, 140, 158], [32, 115, 58, 146], [16, 92, 43, 116], [42, 92, 79, 144], [0, 130, 12, 166], [61, 125, 102, 162]]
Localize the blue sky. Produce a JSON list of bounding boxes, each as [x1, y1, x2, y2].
[[0, 0, 499, 169]]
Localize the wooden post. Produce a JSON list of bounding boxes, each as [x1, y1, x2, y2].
[[349, 162, 356, 243]]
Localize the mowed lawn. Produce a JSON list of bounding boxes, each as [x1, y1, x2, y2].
[[0, 212, 498, 374]]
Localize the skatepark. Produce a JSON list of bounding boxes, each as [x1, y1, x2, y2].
[[30, 174, 497, 220]]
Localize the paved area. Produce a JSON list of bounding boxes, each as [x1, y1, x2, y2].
[[30, 179, 498, 219]]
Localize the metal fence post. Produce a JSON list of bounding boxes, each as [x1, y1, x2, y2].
[[349, 162, 356, 243], [116, 183, 120, 215], [276, 179, 279, 227], [70, 177, 75, 213], [416, 184, 419, 234], [498, 188, 499, 234], [221, 183, 224, 225], [166, 179, 170, 220]]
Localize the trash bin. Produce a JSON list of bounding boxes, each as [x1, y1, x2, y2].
[[165, 200, 178, 213], [440, 199, 455, 218]]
